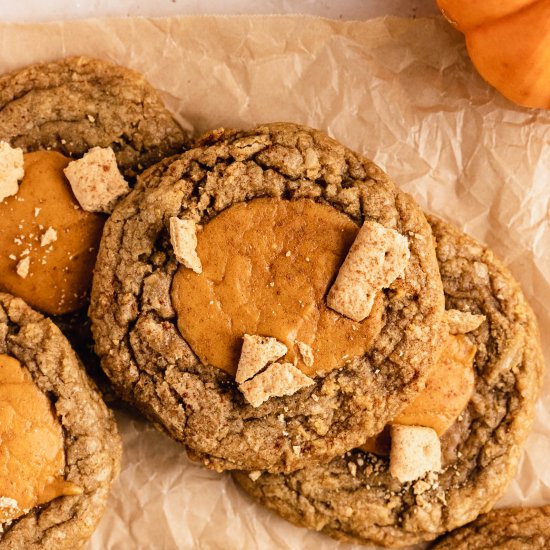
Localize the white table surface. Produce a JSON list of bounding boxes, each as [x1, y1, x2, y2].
[[0, 0, 439, 22]]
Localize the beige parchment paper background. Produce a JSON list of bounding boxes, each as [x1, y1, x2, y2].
[[1, 15, 549, 549]]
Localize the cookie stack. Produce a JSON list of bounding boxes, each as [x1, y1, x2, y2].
[[0, 57, 545, 549]]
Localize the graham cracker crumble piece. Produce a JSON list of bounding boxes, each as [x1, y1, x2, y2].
[[446, 309, 486, 334], [169, 217, 202, 274], [389, 424, 441, 483], [64, 146, 129, 213], [0, 141, 24, 203], [296, 341, 314, 368], [40, 227, 58, 247], [236, 334, 288, 384], [239, 362, 314, 408], [15, 257, 30, 279], [327, 220, 410, 322]]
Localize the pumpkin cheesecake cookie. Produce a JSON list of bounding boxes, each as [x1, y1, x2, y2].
[[0, 292, 121, 549], [90, 122, 445, 473], [432, 505, 550, 549], [234, 216, 544, 546]]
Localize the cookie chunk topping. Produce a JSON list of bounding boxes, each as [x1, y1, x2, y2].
[[64, 146, 129, 213], [235, 334, 287, 384], [171, 198, 385, 377], [389, 424, 442, 483], [327, 220, 410, 322], [0, 354, 82, 523], [0, 151, 105, 314], [0, 141, 24, 203], [169, 217, 202, 274], [446, 309, 485, 334], [239, 361, 314, 408]]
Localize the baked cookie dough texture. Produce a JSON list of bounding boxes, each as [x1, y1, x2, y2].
[[234, 217, 544, 547], [90, 122, 447, 473], [432, 505, 550, 549], [0, 293, 121, 549]]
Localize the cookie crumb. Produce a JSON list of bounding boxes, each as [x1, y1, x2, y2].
[[0, 142, 24, 202], [327, 220, 409, 321], [248, 471, 262, 481], [64, 146, 129, 213], [292, 445, 301, 456], [235, 334, 287, 384], [0, 496, 19, 512], [169, 217, 203, 274], [40, 227, 58, 247], [239, 362, 314, 408], [446, 310, 485, 334], [16, 257, 30, 279], [389, 425, 441, 483], [34, 207, 41, 217], [296, 341, 314, 368]]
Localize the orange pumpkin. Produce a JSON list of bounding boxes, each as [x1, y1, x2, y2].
[[437, 0, 550, 109]]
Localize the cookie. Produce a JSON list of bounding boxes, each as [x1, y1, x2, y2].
[[0, 56, 187, 178], [90, 122, 445, 473], [0, 293, 121, 549], [432, 506, 550, 549], [233, 216, 544, 546]]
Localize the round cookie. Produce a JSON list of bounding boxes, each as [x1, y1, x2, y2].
[[432, 506, 550, 549], [0, 56, 188, 178], [234, 216, 544, 546], [0, 293, 121, 549], [90, 122, 446, 473]]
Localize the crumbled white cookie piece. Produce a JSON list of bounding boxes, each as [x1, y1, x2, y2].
[[296, 341, 314, 368], [0, 141, 24, 202], [327, 220, 410, 322], [0, 496, 19, 510], [248, 471, 262, 481], [40, 227, 58, 247], [389, 424, 441, 483], [446, 309, 486, 334], [169, 217, 202, 274], [239, 362, 314, 408], [63, 146, 129, 213], [236, 334, 288, 384], [15, 257, 30, 279]]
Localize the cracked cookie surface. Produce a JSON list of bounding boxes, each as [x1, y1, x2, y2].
[[89, 122, 445, 473], [0, 293, 121, 550], [233, 216, 544, 546], [0, 56, 188, 178], [432, 505, 550, 549]]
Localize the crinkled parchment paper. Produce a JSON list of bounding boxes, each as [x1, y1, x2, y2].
[[0, 14, 549, 550]]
